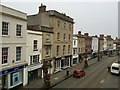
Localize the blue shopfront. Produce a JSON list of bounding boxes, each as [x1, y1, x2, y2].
[[0, 65, 27, 89]]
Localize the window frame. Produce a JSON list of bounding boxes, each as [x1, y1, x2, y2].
[[16, 24, 22, 37], [33, 40, 38, 51], [57, 45, 60, 56], [16, 47, 21, 61], [30, 55, 39, 65], [2, 21, 9, 36], [45, 46, 50, 56], [64, 34, 66, 40], [2, 47, 8, 64]]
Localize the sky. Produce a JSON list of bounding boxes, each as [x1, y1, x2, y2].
[[1, 0, 119, 39]]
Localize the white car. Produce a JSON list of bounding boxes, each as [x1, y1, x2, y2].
[[111, 63, 120, 75]]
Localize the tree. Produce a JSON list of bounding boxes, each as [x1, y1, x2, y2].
[[42, 61, 52, 88]]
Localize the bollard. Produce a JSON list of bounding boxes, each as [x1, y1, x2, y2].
[[66, 70, 69, 76]]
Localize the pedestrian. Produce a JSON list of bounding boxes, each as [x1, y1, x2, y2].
[[107, 66, 110, 72]]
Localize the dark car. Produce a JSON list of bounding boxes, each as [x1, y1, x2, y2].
[[73, 69, 85, 78]]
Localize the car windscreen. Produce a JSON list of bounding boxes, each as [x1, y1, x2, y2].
[[74, 71, 80, 74], [112, 67, 119, 70]]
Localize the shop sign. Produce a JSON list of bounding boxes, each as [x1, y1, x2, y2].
[[0, 65, 26, 75]]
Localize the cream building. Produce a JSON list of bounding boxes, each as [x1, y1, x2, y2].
[[27, 4, 74, 73], [26, 28, 43, 82], [0, 5, 28, 89], [106, 35, 114, 55], [77, 31, 85, 62], [91, 35, 98, 58], [72, 35, 78, 66], [99, 34, 104, 52]]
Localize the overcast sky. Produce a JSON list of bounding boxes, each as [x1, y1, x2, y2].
[[1, 0, 119, 39]]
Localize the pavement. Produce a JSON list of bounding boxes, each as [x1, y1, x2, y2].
[[21, 55, 108, 89]]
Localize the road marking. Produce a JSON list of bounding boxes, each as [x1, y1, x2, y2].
[[100, 79, 105, 84], [54, 77, 59, 80], [107, 60, 110, 62]]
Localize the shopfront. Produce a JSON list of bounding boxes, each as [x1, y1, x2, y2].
[[61, 55, 71, 69], [72, 55, 78, 66], [54, 57, 61, 73], [28, 64, 43, 83], [0, 65, 27, 89]]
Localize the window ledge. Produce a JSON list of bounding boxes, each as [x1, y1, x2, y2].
[[33, 49, 38, 51], [16, 36, 23, 38], [45, 54, 51, 57], [15, 60, 21, 64], [2, 35, 10, 37], [2, 63, 8, 66]]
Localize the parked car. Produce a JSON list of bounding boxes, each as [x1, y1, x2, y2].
[[111, 63, 120, 75], [73, 69, 85, 78]]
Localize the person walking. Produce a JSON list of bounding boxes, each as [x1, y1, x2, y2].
[[84, 55, 88, 68], [107, 66, 111, 72]]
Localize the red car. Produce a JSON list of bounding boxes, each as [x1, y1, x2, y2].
[[73, 69, 85, 78]]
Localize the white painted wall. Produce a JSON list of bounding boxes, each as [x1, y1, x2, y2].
[[0, 5, 27, 68], [26, 30, 42, 65], [72, 36, 78, 55], [23, 67, 28, 86], [92, 37, 98, 53], [73, 36, 78, 48], [103, 37, 107, 50], [0, 5, 28, 88], [113, 44, 116, 50]]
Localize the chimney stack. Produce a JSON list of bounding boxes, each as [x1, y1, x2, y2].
[[107, 35, 111, 38], [78, 31, 81, 35], [95, 35, 98, 38], [99, 34, 104, 39], [84, 33, 88, 36], [39, 3, 46, 13]]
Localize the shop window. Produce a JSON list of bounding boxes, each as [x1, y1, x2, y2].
[[73, 58, 77, 64], [10, 71, 22, 86]]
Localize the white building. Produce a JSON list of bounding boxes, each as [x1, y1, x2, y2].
[[113, 44, 116, 50], [72, 35, 78, 66], [103, 37, 107, 51], [27, 29, 43, 82], [92, 36, 98, 56], [0, 5, 28, 89]]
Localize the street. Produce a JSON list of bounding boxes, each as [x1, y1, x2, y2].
[[52, 56, 119, 88]]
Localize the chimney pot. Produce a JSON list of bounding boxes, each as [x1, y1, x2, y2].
[[78, 31, 81, 35], [39, 4, 46, 13]]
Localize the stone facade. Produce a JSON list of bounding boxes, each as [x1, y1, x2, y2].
[[72, 35, 79, 66], [84, 33, 92, 54], [26, 29, 43, 82], [27, 4, 74, 74], [77, 31, 85, 62], [0, 5, 28, 89]]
